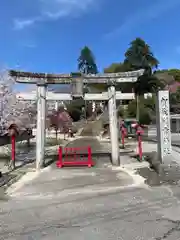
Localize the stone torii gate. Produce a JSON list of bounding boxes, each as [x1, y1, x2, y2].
[[10, 70, 144, 170]]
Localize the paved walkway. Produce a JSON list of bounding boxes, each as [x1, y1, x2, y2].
[[2, 138, 180, 239], [2, 159, 180, 239]]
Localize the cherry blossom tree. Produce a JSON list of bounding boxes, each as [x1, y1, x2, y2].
[[0, 70, 35, 134], [48, 105, 73, 140]]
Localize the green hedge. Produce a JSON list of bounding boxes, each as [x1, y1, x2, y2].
[[67, 107, 82, 122], [125, 96, 153, 125]]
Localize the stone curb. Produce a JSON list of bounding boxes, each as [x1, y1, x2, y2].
[[138, 137, 180, 173], [120, 148, 134, 154]]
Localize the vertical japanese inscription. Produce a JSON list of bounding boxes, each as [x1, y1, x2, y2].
[[158, 91, 171, 159]]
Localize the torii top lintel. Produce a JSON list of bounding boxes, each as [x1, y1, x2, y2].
[[9, 69, 144, 84]]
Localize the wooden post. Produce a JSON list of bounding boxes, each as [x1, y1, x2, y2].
[[108, 86, 120, 165], [156, 90, 171, 163], [36, 81, 47, 170]]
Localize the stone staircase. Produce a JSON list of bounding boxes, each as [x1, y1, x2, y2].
[[80, 112, 107, 137]]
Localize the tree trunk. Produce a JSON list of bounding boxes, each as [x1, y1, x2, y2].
[[136, 94, 140, 122]]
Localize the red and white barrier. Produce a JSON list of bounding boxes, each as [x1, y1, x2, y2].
[[56, 146, 94, 168]]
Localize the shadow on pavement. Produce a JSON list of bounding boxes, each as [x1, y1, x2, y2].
[[136, 161, 180, 186]]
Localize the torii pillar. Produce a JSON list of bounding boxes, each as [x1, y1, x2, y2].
[[108, 85, 119, 165], [36, 80, 47, 169]]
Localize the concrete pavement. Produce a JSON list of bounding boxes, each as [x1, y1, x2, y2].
[[2, 162, 180, 239], [1, 137, 180, 239]]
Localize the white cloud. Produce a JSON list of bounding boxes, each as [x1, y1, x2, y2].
[[13, 18, 39, 30], [13, 0, 97, 30], [105, 0, 180, 39], [41, 0, 95, 18]]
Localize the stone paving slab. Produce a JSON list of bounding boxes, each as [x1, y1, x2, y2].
[[10, 162, 134, 199], [65, 137, 133, 156], [2, 136, 180, 239], [80, 117, 103, 137], [2, 173, 180, 240], [66, 137, 101, 152]]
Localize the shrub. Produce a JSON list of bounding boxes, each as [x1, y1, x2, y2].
[[127, 100, 137, 118], [67, 99, 84, 110], [139, 107, 152, 125], [117, 106, 126, 118], [66, 100, 84, 121], [143, 96, 156, 111], [67, 107, 82, 122], [127, 98, 152, 125]]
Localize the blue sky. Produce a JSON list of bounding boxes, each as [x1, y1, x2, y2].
[[0, 0, 180, 90]]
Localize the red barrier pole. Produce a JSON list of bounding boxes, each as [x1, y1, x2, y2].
[[122, 128, 125, 148], [121, 127, 126, 149], [138, 133, 142, 161], [57, 147, 63, 168], [87, 146, 93, 167], [11, 135, 15, 164], [136, 127, 144, 161]]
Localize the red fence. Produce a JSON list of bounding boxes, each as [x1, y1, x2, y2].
[[56, 146, 94, 168]]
